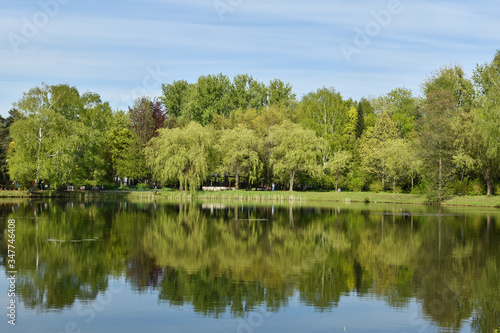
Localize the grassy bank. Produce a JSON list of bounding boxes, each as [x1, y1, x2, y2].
[[0, 190, 30, 197], [1, 189, 499, 207], [130, 189, 500, 207]]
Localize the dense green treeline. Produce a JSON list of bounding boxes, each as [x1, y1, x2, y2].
[[1, 201, 499, 330], [3, 51, 500, 202]]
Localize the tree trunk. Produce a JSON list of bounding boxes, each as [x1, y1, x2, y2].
[[485, 167, 493, 196], [29, 127, 43, 193], [439, 155, 443, 202], [381, 177, 385, 191], [393, 178, 396, 193], [335, 171, 338, 191], [289, 171, 295, 192], [235, 171, 239, 190]]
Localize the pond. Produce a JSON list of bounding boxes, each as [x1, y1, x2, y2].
[[0, 199, 499, 332]]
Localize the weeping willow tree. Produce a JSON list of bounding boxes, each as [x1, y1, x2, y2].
[[267, 120, 325, 191], [217, 125, 263, 189], [145, 122, 214, 191]]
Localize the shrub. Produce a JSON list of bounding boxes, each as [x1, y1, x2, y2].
[[349, 177, 365, 192], [369, 181, 383, 193], [101, 182, 118, 190], [451, 180, 469, 196], [411, 181, 428, 195], [468, 179, 484, 196], [137, 182, 149, 191]]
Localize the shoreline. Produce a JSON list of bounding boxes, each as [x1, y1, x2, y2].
[[1, 189, 499, 208]]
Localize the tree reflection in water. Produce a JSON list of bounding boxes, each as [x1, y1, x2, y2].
[[0, 200, 498, 331]]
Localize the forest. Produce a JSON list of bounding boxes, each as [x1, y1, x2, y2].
[[1, 50, 499, 202]]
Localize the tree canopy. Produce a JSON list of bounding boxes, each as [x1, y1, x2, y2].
[[4, 51, 500, 198]]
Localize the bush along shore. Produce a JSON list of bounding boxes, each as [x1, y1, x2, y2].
[[2, 189, 500, 208]]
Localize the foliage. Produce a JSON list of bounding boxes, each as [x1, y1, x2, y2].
[[472, 50, 500, 195], [232, 74, 268, 110], [160, 79, 191, 119], [415, 89, 458, 203], [146, 122, 214, 191], [217, 126, 262, 189], [268, 78, 296, 108], [268, 120, 324, 191], [369, 180, 383, 193], [298, 87, 351, 162], [468, 179, 485, 196], [422, 65, 475, 110], [8, 109, 74, 189], [8, 83, 113, 190], [372, 87, 420, 137], [355, 100, 365, 138], [0, 109, 21, 178], [5, 55, 500, 198], [323, 150, 351, 191], [136, 182, 149, 191], [348, 177, 365, 192], [129, 97, 168, 146], [359, 112, 400, 190]]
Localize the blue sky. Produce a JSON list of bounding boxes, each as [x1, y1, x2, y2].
[[1, 0, 499, 116]]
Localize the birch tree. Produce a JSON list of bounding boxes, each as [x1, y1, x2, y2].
[[298, 87, 350, 163]]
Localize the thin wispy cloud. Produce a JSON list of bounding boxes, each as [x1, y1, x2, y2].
[[1, 0, 498, 115]]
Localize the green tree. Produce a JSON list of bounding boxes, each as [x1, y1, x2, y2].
[[191, 73, 234, 125], [72, 92, 113, 184], [0, 109, 21, 179], [373, 88, 420, 137], [236, 105, 286, 186], [146, 122, 214, 191], [472, 50, 500, 196], [384, 139, 412, 192], [423, 65, 475, 111], [107, 111, 132, 180], [160, 79, 192, 119], [360, 98, 376, 129], [8, 109, 76, 190], [268, 79, 295, 108], [217, 126, 262, 189], [268, 120, 324, 191], [232, 74, 268, 110], [324, 150, 351, 191], [355, 100, 365, 139], [298, 87, 350, 163], [8, 84, 113, 190], [415, 90, 457, 203], [359, 112, 400, 189], [16, 83, 83, 119]]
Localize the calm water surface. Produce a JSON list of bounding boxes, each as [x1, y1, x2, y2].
[[0, 199, 499, 332]]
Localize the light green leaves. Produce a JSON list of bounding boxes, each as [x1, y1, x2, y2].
[[268, 120, 324, 191], [146, 122, 214, 192]]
